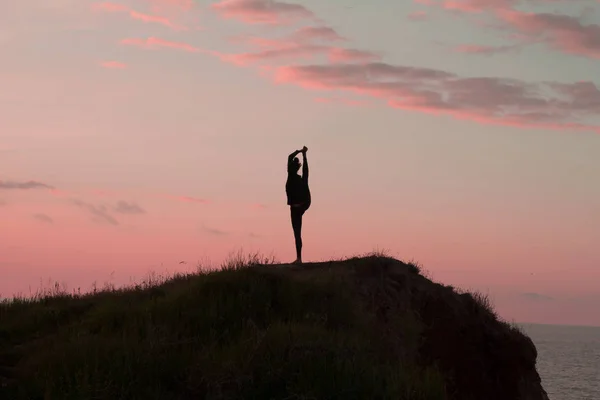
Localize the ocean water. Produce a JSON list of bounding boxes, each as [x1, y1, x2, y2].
[[521, 323, 600, 400]]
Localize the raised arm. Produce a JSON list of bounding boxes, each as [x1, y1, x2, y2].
[[302, 150, 308, 183], [288, 149, 302, 164]]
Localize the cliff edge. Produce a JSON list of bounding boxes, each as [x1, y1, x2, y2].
[[0, 255, 549, 400]]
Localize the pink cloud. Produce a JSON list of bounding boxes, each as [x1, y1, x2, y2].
[[273, 62, 600, 133], [101, 60, 127, 69], [420, 1, 599, 58], [219, 28, 377, 65], [211, 0, 315, 25], [121, 37, 201, 52], [408, 11, 428, 21], [220, 45, 379, 66], [129, 10, 178, 29], [328, 47, 381, 63], [93, 2, 180, 30], [230, 26, 345, 49], [454, 44, 515, 55], [147, 0, 193, 9], [206, 0, 598, 134], [290, 26, 346, 42], [221, 45, 327, 65], [437, 0, 525, 13], [169, 195, 210, 204], [497, 9, 600, 59], [219, 23, 378, 65]]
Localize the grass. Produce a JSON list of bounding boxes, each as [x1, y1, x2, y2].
[[0, 252, 447, 400]]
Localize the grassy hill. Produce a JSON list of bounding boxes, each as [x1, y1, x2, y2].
[[0, 253, 548, 400]]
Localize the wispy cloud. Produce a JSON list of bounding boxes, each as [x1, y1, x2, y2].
[[121, 37, 202, 52], [521, 292, 554, 301], [113, 201, 145, 214], [202, 224, 229, 236], [290, 26, 346, 42], [72, 200, 119, 226], [147, 0, 194, 11], [328, 47, 381, 63], [203, 0, 600, 133], [453, 44, 517, 55], [420, 0, 600, 59], [212, 0, 315, 25], [0, 180, 54, 190], [217, 26, 380, 66], [273, 63, 600, 133], [408, 11, 428, 21], [92, 2, 181, 30], [101, 60, 127, 69], [33, 213, 54, 224], [169, 195, 210, 204], [497, 9, 600, 59], [0, 199, 7, 206]]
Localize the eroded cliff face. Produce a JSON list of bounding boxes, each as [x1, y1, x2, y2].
[[343, 256, 550, 400]]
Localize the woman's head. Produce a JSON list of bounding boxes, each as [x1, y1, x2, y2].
[[288, 157, 301, 174]]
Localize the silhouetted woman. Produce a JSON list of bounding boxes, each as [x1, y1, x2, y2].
[[286, 146, 311, 264]]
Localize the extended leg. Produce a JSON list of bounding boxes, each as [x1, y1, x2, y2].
[[290, 207, 303, 263]]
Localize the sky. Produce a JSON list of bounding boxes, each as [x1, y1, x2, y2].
[[1, 0, 599, 327]]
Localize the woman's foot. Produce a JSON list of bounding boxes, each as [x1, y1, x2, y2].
[[292, 258, 303, 264]]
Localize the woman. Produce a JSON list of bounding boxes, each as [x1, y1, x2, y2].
[[286, 146, 311, 264]]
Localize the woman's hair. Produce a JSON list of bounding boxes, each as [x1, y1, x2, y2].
[[288, 157, 301, 174]]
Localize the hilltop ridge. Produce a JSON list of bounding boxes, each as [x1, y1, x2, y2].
[[0, 254, 549, 400]]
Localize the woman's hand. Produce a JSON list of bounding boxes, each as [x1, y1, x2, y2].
[[302, 146, 308, 153]]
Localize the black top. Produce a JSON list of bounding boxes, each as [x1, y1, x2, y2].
[[286, 153, 311, 205]]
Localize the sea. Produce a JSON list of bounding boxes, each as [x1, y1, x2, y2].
[[521, 323, 600, 400]]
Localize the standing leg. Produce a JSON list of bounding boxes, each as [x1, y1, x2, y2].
[[290, 206, 303, 263]]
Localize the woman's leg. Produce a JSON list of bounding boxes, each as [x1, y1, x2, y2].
[[290, 206, 303, 262]]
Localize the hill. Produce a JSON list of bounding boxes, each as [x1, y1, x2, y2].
[[0, 254, 549, 400]]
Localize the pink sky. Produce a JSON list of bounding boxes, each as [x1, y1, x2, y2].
[[1, 0, 599, 327]]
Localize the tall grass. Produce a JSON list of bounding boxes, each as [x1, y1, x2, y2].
[[0, 252, 446, 400]]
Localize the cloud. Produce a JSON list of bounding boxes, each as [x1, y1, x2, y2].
[[453, 44, 517, 55], [328, 47, 381, 63], [147, 0, 194, 11], [121, 37, 202, 52], [33, 213, 54, 224], [212, 0, 315, 25], [420, 1, 600, 59], [521, 292, 554, 301], [72, 200, 119, 226], [222, 44, 329, 65], [92, 2, 180, 30], [0, 180, 54, 190], [0, 199, 7, 206], [290, 26, 346, 42], [219, 27, 379, 66], [205, 0, 599, 133], [497, 9, 600, 59], [273, 62, 600, 133], [408, 11, 428, 21], [168, 195, 210, 204], [202, 224, 229, 235], [101, 60, 127, 69], [113, 201, 145, 214]]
